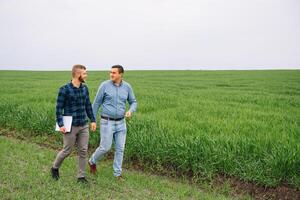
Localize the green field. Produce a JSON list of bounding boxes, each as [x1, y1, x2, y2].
[[0, 136, 234, 200], [0, 70, 299, 189]]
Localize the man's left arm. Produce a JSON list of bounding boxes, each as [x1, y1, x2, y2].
[[126, 85, 137, 117], [85, 86, 96, 130]]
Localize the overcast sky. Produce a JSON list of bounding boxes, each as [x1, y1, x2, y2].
[[0, 0, 299, 70]]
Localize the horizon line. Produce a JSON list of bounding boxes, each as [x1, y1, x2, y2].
[[1, 68, 299, 72], [1, 66, 300, 71]]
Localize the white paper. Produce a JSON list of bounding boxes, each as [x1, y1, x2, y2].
[[55, 116, 73, 132]]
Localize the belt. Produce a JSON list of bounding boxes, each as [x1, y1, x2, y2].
[[101, 116, 124, 121]]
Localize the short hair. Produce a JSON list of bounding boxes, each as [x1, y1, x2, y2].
[[72, 64, 86, 77], [111, 65, 124, 74]]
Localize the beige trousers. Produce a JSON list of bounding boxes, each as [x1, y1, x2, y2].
[[53, 124, 89, 178]]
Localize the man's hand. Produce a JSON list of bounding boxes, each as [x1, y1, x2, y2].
[[59, 126, 66, 134], [125, 111, 132, 119], [90, 122, 97, 132]]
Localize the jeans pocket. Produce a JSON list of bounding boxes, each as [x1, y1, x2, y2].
[[100, 119, 108, 125]]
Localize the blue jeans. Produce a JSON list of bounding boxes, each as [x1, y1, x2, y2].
[[89, 118, 127, 177]]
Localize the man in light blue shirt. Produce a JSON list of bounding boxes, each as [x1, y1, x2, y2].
[[89, 65, 137, 180]]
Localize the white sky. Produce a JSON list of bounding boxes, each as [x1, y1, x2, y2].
[[0, 0, 299, 70]]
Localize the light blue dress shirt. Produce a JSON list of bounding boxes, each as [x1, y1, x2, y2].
[[92, 80, 137, 119]]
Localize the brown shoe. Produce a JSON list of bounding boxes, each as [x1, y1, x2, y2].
[[88, 161, 97, 174], [116, 175, 125, 182]]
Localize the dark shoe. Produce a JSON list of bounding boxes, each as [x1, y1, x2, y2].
[[77, 177, 88, 184], [89, 161, 97, 174], [51, 167, 59, 180], [116, 175, 125, 182]]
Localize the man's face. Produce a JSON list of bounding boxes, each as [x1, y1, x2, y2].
[[78, 69, 87, 83], [110, 68, 122, 82]]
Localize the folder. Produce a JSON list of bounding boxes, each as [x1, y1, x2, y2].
[[55, 116, 73, 132]]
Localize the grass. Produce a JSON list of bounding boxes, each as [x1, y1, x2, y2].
[[0, 136, 237, 200], [0, 70, 299, 188]]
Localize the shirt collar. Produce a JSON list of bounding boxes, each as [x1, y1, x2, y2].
[[69, 80, 82, 89], [111, 79, 123, 86]]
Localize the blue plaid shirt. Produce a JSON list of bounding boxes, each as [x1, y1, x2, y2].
[[56, 82, 95, 127]]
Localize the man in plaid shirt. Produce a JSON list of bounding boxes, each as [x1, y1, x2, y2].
[[51, 64, 96, 183]]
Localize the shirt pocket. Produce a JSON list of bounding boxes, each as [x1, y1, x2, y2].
[[119, 90, 128, 103], [104, 90, 114, 101]]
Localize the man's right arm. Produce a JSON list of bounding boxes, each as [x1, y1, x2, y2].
[[56, 87, 66, 128], [92, 82, 105, 119]]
